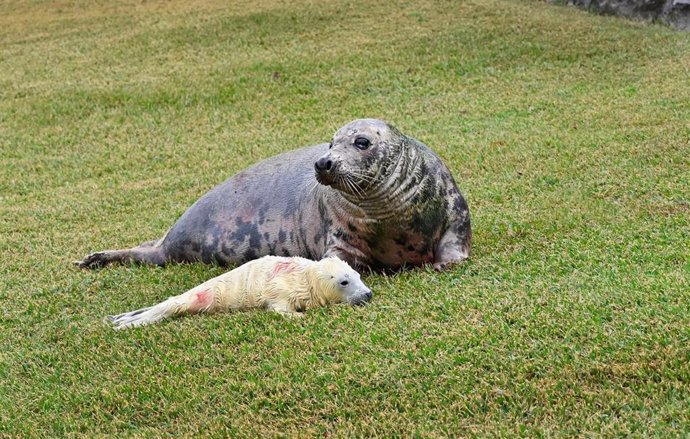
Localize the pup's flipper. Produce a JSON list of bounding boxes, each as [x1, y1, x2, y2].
[[106, 304, 168, 330]]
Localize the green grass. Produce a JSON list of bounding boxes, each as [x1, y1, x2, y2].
[[1, 0, 689, 436]]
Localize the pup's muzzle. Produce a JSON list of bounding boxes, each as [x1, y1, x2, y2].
[[350, 289, 373, 306]]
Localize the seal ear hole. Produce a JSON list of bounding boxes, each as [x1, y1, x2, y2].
[[354, 137, 370, 150]]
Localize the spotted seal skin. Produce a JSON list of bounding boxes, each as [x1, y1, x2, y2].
[[76, 119, 471, 272]]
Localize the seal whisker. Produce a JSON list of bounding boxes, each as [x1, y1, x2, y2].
[[346, 174, 367, 200], [346, 169, 378, 184], [340, 175, 361, 199], [350, 177, 367, 199], [349, 173, 378, 190], [342, 170, 379, 195], [342, 175, 357, 198], [306, 179, 320, 201]]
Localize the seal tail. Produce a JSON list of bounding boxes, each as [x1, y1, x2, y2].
[[107, 286, 218, 330]]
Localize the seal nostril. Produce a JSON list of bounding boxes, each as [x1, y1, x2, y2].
[[315, 157, 333, 172], [365, 291, 372, 300]]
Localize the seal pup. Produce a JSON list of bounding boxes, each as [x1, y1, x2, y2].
[[107, 256, 372, 329], [77, 119, 471, 272]]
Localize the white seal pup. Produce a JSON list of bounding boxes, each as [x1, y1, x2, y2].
[[107, 256, 372, 329]]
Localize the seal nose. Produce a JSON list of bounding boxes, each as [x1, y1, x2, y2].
[[315, 157, 333, 172], [351, 289, 373, 306]]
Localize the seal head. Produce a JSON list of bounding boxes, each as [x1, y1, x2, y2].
[[314, 119, 402, 197]]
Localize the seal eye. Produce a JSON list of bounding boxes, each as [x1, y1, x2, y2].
[[328, 142, 333, 149], [340, 280, 349, 286], [354, 137, 370, 150]]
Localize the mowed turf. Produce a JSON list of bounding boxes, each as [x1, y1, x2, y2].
[[1, 0, 689, 436]]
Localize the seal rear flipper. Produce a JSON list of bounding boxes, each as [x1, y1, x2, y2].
[[106, 284, 220, 329], [76, 244, 167, 269], [106, 305, 159, 330], [107, 297, 182, 329]]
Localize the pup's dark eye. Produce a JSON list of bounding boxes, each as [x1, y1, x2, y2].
[[328, 142, 333, 149], [354, 137, 370, 150], [340, 280, 349, 286]]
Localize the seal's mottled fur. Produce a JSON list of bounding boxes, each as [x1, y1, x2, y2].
[[107, 256, 371, 329], [78, 119, 471, 272]]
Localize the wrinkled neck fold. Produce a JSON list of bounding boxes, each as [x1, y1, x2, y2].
[[338, 140, 427, 222]]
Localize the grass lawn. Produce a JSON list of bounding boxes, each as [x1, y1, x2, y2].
[[1, 0, 689, 436]]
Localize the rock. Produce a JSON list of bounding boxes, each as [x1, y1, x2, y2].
[[557, 0, 690, 30]]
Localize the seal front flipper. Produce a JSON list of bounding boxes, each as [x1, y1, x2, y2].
[[268, 302, 305, 318], [432, 214, 471, 271]]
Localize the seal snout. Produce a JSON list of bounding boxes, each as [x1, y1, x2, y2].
[[315, 156, 333, 172], [350, 288, 373, 306], [314, 154, 338, 185]]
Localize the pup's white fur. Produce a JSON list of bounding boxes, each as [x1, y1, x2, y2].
[[107, 256, 372, 329]]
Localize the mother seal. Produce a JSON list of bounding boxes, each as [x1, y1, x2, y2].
[[77, 119, 471, 272]]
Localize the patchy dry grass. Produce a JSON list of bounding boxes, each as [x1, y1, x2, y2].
[[1, 0, 689, 436]]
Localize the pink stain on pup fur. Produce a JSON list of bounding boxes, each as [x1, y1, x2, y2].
[[190, 289, 212, 312], [271, 260, 296, 278]]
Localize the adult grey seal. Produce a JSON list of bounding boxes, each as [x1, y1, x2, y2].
[[77, 119, 471, 272]]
